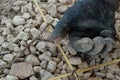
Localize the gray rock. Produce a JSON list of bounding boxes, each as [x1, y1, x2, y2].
[[13, 16, 25, 26], [7, 34, 14, 42], [2, 28, 11, 35], [13, 1, 27, 6], [40, 69, 54, 80], [69, 57, 82, 65], [0, 36, 4, 45], [0, 77, 6, 80], [47, 61, 57, 73], [22, 13, 31, 19], [106, 73, 114, 79], [36, 41, 47, 52], [47, 4, 57, 17], [10, 62, 34, 79], [0, 60, 7, 69], [29, 46, 36, 54], [40, 61, 47, 69], [84, 73, 91, 79], [29, 76, 38, 80], [45, 14, 54, 24], [95, 72, 106, 77], [8, 43, 18, 51], [6, 75, 18, 80], [17, 32, 29, 40], [3, 69, 9, 75], [39, 53, 52, 61], [57, 5, 68, 13], [3, 54, 14, 62], [30, 28, 40, 38], [25, 55, 40, 66], [12, 6, 20, 12], [33, 66, 42, 73]]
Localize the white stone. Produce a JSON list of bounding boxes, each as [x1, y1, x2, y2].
[[45, 14, 54, 24], [8, 43, 18, 51], [25, 55, 40, 66], [20, 6, 27, 14], [13, 16, 25, 26], [36, 41, 47, 52], [15, 25, 24, 32], [29, 76, 38, 80], [2, 28, 11, 35], [34, 66, 42, 73], [69, 57, 82, 65], [40, 61, 47, 69], [0, 60, 7, 69], [6, 75, 18, 80], [7, 34, 14, 42], [10, 62, 34, 79], [3, 69, 9, 75], [17, 32, 29, 40], [57, 5, 68, 13], [39, 22, 47, 32], [0, 36, 4, 45], [25, 3, 33, 12], [14, 47, 21, 52], [30, 28, 40, 38], [47, 61, 57, 73], [3, 54, 14, 62], [29, 46, 36, 54], [13, 1, 27, 6], [35, 14, 42, 25], [40, 69, 54, 80], [23, 13, 31, 19], [39, 53, 52, 61], [47, 4, 57, 17], [52, 18, 59, 27], [2, 42, 9, 48]]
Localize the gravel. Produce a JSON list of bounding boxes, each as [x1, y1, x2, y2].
[[0, 0, 120, 80]]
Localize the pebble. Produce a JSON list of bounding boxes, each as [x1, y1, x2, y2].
[[2, 28, 11, 35], [17, 32, 29, 40], [7, 34, 14, 42], [33, 66, 42, 73], [39, 22, 47, 32], [12, 6, 20, 12], [0, 60, 7, 69], [6, 75, 18, 80], [13, 16, 25, 26], [40, 69, 54, 80], [84, 73, 91, 79], [29, 46, 36, 54], [39, 53, 52, 61], [0, 77, 6, 80], [40, 61, 48, 69], [47, 0, 56, 4], [45, 14, 54, 24], [0, 36, 4, 45], [95, 72, 106, 77], [13, 1, 27, 6], [52, 18, 59, 27], [57, 61, 64, 69], [106, 73, 114, 79], [3, 69, 9, 75], [47, 42, 56, 54], [7, 43, 18, 51], [25, 55, 40, 66], [15, 25, 24, 32], [10, 62, 34, 79], [57, 5, 68, 13], [59, 0, 68, 4], [30, 28, 40, 38], [47, 61, 57, 73], [69, 57, 82, 65], [22, 13, 31, 19], [36, 41, 47, 52], [47, 4, 57, 17], [29, 76, 38, 80], [3, 54, 14, 62]]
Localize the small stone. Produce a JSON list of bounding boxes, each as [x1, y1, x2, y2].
[[29, 76, 38, 80], [0, 77, 6, 80], [88, 77, 102, 80], [30, 28, 40, 38], [46, 4, 57, 17], [13, 1, 27, 6], [10, 62, 34, 79], [34, 66, 42, 73], [6, 75, 18, 80], [69, 57, 82, 65], [14, 47, 21, 52], [15, 25, 24, 32], [47, 0, 56, 4], [39, 53, 52, 61], [3, 69, 9, 75], [40, 61, 47, 69], [13, 16, 25, 26], [40, 69, 54, 80], [95, 72, 106, 77], [84, 73, 91, 79], [47, 42, 56, 54], [47, 61, 57, 73], [59, 0, 67, 4], [36, 41, 47, 52], [61, 70, 67, 74], [57, 5, 68, 13], [45, 14, 54, 24], [29, 46, 36, 54], [7, 34, 14, 42], [57, 61, 63, 69], [39, 22, 47, 32], [2, 28, 11, 35], [52, 18, 59, 27], [25, 55, 40, 66], [106, 73, 114, 79], [12, 6, 20, 12], [25, 3, 33, 12], [8, 43, 18, 51], [17, 32, 29, 40], [22, 13, 31, 19], [0, 60, 7, 69], [3, 54, 14, 62], [0, 36, 4, 45]]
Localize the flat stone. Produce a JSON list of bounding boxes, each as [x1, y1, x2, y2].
[[40, 69, 54, 80], [3, 54, 14, 62], [13, 16, 25, 26], [10, 62, 34, 79], [47, 61, 57, 73], [25, 55, 40, 66], [17, 32, 29, 40], [69, 57, 82, 65], [6, 75, 18, 80]]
